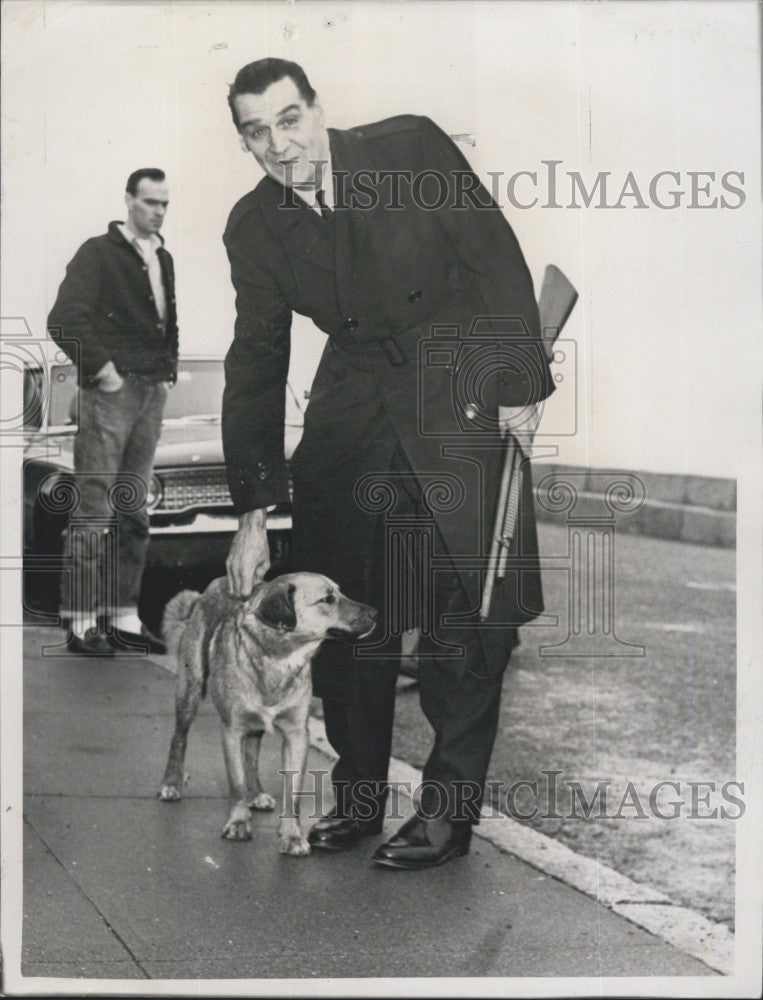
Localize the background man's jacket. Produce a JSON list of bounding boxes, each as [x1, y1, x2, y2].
[[48, 221, 178, 383]]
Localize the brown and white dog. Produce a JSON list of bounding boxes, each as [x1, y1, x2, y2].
[[157, 573, 376, 855]]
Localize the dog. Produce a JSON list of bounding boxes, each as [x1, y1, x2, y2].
[[157, 573, 377, 855]]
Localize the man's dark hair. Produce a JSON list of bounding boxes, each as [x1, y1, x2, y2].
[[228, 58, 316, 129], [125, 168, 166, 195]]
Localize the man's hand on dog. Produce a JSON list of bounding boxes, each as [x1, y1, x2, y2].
[[227, 508, 271, 596]]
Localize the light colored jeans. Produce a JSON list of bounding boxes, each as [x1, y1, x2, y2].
[[60, 379, 167, 626]]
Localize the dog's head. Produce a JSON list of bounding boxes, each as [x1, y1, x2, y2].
[[252, 573, 377, 642]]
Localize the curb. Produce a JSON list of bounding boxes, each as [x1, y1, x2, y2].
[[535, 492, 736, 549], [307, 717, 735, 976], [533, 465, 736, 549]]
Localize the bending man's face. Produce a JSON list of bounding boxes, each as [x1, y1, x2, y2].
[[234, 76, 329, 191]]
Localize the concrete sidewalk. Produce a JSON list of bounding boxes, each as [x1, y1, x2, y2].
[[16, 624, 721, 987]]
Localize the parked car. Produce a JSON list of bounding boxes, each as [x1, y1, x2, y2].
[[23, 356, 304, 612]]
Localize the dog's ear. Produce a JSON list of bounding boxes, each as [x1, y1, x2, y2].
[[255, 581, 297, 632]]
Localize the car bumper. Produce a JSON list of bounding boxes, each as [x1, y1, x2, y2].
[[145, 511, 291, 572]]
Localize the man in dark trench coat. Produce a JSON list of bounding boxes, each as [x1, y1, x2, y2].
[[222, 58, 555, 869]]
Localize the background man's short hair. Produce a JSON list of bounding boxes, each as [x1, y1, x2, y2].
[[126, 168, 166, 195], [228, 58, 317, 129]]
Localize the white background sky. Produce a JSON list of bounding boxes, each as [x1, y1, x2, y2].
[[2, 0, 761, 478]]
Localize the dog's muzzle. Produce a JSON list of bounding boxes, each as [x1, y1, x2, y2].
[[328, 603, 378, 643]]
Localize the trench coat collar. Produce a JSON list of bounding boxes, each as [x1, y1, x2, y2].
[[257, 177, 333, 271], [257, 126, 372, 277]]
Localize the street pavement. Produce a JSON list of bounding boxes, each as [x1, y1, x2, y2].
[[10, 621, 722, 989]]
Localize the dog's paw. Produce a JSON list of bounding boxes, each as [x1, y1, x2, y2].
[[249, 792, 276, 811], [221, 817, 252, 841], [221, 804, 252, 841], [158, 784, 181, 802], [279, 834, 311, 856]]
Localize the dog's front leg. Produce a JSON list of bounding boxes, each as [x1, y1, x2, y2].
[[275, 715, 311, 856], [244, 731, 276, 811], [220, 723, 253, 840]]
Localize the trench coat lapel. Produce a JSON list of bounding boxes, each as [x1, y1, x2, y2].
[[328, 127, 375, 309], [258, 129, 375, 288], [260, 177, 335, 272]]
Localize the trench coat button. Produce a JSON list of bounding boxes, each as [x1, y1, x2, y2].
[[156, 322, 163, 330], [408, 289, 422, 302], [257, 461, 270, 481], [142, 265, 148, 272], [148, 294, 154, 302], [342, 317, 359, 330]]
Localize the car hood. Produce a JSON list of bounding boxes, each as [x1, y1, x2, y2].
[[156, 421, 304, 466], [25, 420, 303, 473], [154, 422, 224, 467]]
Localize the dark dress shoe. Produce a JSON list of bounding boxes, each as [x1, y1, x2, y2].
[[108, 624, 166, 654], [308, 813, 383, 851], [372, 815, 471, 870], [67, 632, 114, 657]]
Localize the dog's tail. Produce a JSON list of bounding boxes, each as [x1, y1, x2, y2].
[[161, 590, 201, 659]]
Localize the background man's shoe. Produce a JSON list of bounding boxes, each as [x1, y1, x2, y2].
[[372, 815, 471, 870], [67, 632, 114, 657], [108, 624, 166, 654], [308, 813, 383, 851]]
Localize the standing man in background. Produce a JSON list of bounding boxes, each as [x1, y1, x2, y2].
[[48, 168, 178, 655], [222, 59, 554, 869]]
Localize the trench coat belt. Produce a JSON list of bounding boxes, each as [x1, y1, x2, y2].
[[330, 288, 465, 369], [330, 326, 421, 370]]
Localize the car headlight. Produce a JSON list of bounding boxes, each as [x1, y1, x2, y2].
[[146, 474, 163, 512]]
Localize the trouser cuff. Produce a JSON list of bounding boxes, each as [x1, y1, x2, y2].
[[415, 779, 484, 824]]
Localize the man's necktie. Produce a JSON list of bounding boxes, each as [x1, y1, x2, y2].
[[316, 188, 333, 222]]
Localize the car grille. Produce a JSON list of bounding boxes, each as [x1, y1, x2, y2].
[[157, 466, 232, 513]]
